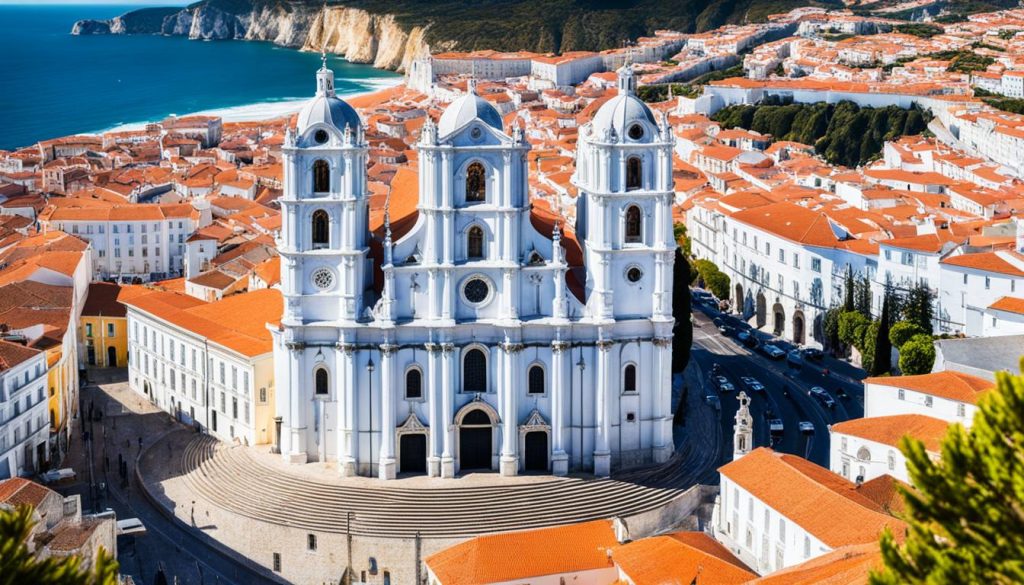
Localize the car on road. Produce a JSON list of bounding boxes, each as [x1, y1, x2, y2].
[[809, 386, 836, 409], [799, 421, 814, 434], [740, 376, 765, 393], [718, 324, 731, 335], [714, 375, 735, 392], [763, 344, 786, 359], [787, 350, 803, 368], [769, 419, 784, 434], [706, 395, 721, 410], [711, 363, 722, 376], [801, 348, 824, 361], [737, 331, 759, 348]]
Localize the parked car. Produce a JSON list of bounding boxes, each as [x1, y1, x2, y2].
[[763, 344, 786, 359], [40, 468, 76, 484], [801, 348, 824, 361], [809, 386, 836, 409], [718, 324, 730, 335], [738, 331, 759, 348], [786, 350, 803, 368], [769, 419, 785, 434], [740, 376, 765, 393], [799, 421, 814, 434], [714, 375, 735, 392]]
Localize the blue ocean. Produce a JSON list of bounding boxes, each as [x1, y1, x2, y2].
[[0, 4, 400, 150]]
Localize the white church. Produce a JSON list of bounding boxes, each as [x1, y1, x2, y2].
[[270, 60, 678, 479]]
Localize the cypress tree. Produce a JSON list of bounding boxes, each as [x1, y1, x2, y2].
[[672, 248, 692, 373], [872, 289, 893, 375], [844, 266, 855, 313]]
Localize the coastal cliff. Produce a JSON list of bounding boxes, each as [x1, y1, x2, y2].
[[71, 0, 859, 71], [73, 3, 430, 73]]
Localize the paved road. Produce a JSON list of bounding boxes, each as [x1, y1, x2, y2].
[[689, 296, 865, 468], [58, 378, 279, 585]]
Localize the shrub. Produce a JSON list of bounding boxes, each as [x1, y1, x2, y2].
[[889, 321, 926, 349], [898, 334, 936, 375]]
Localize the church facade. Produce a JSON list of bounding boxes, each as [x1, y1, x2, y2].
[[270, 61, 678, 479]]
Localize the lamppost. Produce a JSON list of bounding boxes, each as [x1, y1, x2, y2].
[[576, 351, 585, 470], [367, 357, 375, 476]]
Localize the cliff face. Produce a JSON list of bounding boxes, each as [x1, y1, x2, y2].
[[72, 3, 430, 73], [304, 8, 431, 71]]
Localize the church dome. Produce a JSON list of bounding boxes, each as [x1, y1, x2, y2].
[[590, 65, 657, 141], [437, 80, 503, 137], [296, 63, 361, 135]]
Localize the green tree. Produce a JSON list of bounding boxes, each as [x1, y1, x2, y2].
[[861, 320, 880, 374], [855, 273, 873, 318], [0, 504, 119, 585], [672, 248, 692, 373], [839, 310, 870, 349], [872, 290, 893, 375], [902, 284, 936, 334], [889, 320, 926, 349], [898, 333, 936, 375], [870, 362, 1024, 585], [823, 306, 843, 354], [844, 266, 855, 313]]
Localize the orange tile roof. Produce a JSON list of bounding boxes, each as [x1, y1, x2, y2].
[[831, 414, 949, 453], [0, 478, 56, 507], [941, 251, 1024, 276], [612, 532, 755, 585], [120, 287, 281, 357], [989, 296, 1024, 315], [719, 449, 904, 549], [864, 370, 992, 404], [424, 519, 617, 584], [748, 542, 882, 585]]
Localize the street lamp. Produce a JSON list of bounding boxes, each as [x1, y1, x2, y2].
[[367, 357, 375, 476], [576, 352, 585, 470]]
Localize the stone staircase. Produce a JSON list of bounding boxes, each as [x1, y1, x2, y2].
[[177, 435, 716, 538]]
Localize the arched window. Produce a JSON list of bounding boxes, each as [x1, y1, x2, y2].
[[625, 206, 642, 244], [626, 156, 642, 191], [466, 162, 486, 202], [311, 209, 329, 248], [528, 365, 545, 395], [467, 226, 484, 259], [313, 160, 330, 193], [315, 368, 329, 395], [405, 368, 422, 399], [463, 349, 487, 393], [623, 364, 637, 392]]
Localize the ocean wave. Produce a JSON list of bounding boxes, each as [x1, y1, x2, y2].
[[98, 77, 403, 135]]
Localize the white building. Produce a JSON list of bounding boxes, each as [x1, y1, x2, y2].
[[271, 62, 676, 479], [687, 199, 877, 346], [938, 250, 1024, 335], [0, 341, 50, 479], [862, 370, 991, 428], [531, 52, 605, 88], [712, 447, 903, 575], [124, 288, 281, 447], [40, 203, 205, 282], [829, 414, 947, 483]]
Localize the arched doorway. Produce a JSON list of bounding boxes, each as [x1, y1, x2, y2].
[[107, 346, 117, 368], [734, 284, 744, 317], [524, 432, 548, 472], [772, 303, 785, 337], [396, 414, 429, 475], [755, 293, 767, 329], [400, 435, 427, 474], [519, 410, 551, 473], [457, 404, 497, 472], [793, 311, 805, 345]]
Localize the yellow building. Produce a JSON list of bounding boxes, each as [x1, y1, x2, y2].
[[80, 282, 129, 369]]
